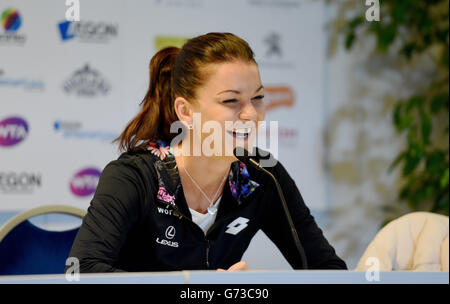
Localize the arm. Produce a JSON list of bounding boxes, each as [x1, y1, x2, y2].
[[260, 161, 347, 270], [67, 160, 148, 273]]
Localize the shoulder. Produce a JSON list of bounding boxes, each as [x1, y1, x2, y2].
[[100, 149, 158, 186], [116, 149, 156, 169], [88, 150, 157, 224]]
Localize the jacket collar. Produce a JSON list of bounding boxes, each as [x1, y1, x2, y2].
[[147, 140, 260, 207]]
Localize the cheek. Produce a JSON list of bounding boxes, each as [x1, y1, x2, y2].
[[257, 106, 266, 122], [198, 105, 234, 136], [202, 102, 232, 119]]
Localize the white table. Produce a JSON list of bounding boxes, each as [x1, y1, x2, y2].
[[0, 270, 447, 284]]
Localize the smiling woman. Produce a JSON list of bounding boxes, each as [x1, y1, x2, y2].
[[67, 32, 347, 273]]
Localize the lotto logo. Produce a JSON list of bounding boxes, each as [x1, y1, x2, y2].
[[225, 217, 249, 235]]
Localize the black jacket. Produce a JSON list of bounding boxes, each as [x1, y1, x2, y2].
[[68, 148, 347, 272]]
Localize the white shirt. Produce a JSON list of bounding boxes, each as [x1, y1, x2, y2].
[[189, 195, 222, 234]]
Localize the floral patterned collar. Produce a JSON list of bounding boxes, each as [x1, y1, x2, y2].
[[147, 140, 260, 206]]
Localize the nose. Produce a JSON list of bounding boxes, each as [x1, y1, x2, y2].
[[238, 101, 258, 122]]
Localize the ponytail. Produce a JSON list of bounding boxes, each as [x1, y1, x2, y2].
[[114, 46, 180, 152], [115, 32, 256, 153]]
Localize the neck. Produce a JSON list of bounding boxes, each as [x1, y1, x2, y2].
[[175, 144, 234, 184]]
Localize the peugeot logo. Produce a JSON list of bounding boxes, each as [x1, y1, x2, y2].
[[264, 32, 282, 58], [165, 226, 176, 239]]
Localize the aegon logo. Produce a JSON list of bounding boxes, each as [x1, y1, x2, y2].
[[70, 167, 101, 197], [0, 116, 28, 147], [0, 172, 41, 193], [58, 20, 118, 42]]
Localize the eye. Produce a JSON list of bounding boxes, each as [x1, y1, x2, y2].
[[252, 95, 265, 101], [223, 99, 238, 103]]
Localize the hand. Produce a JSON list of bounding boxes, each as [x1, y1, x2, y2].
[[217, 261, 249, 272]]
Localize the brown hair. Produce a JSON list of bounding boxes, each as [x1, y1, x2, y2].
[[114, 32, 257, 152]]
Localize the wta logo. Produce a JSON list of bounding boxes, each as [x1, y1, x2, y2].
[[0, 116, 28, 147], [1, 8, 21, 32], [70, 168, 101, 197]]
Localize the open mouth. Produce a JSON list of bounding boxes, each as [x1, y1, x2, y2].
[[226, 128, 252, 140]]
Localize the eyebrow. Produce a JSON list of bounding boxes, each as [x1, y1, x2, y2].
[[216, 85, 264, 96]]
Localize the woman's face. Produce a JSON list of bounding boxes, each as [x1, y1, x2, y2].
[[190, 60, 266, 158]]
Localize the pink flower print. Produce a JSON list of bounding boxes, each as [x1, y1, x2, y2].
[[156, 186, 175, 205], [147, 142, 170, 160]]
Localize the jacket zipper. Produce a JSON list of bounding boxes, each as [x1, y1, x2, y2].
[[205, 240, 210, 268], [159, 185, 260, 269], [163, 203, 212, 269]]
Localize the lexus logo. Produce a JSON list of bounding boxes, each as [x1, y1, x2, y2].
[[165, 226, 176, 239]]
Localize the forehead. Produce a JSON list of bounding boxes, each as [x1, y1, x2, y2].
[[200, 61, 261, 94]]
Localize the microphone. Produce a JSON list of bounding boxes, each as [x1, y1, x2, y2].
[[233, 147, 308, 269]]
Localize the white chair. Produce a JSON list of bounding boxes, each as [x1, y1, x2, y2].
[[356, 212, 449, 271]]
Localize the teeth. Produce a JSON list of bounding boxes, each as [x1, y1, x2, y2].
[[234, 133, 247, 138], [232, 128, 251, 134]]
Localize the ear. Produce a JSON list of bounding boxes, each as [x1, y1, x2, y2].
[[174, 96, 193, 125]]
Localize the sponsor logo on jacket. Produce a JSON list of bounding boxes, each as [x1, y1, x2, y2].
[[157, 206, 174, 216], [156, 225, 179, 248], [225, 217, 250, 235]]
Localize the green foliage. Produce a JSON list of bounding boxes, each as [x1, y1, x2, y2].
[[341, 0, 449, 215]]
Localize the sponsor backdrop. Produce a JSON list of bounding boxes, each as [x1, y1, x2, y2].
[[1, 0, 327, 269]]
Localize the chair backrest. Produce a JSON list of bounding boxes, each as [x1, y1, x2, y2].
[[356, 211, 449, 271], [0, 205, 86, 275]]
